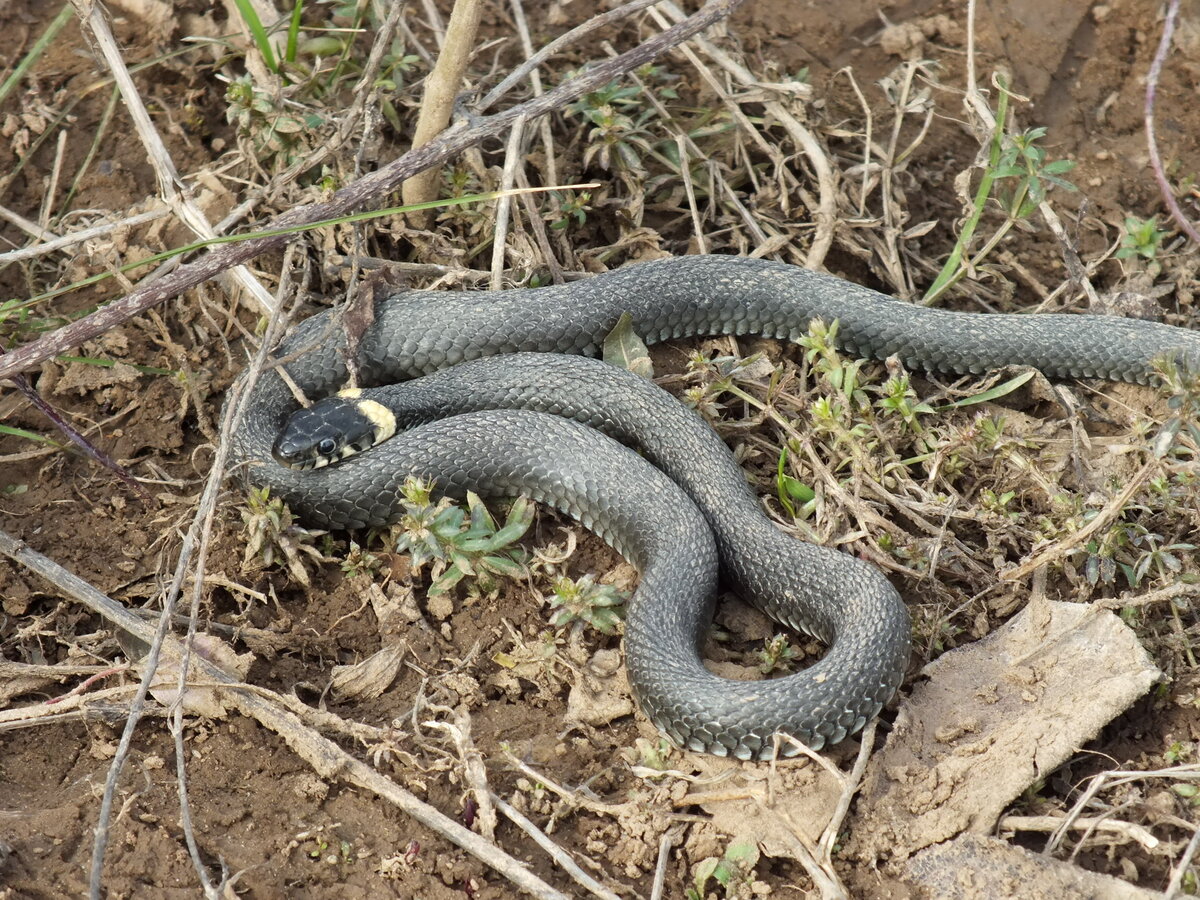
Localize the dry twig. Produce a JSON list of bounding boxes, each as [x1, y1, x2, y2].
[[491, 792, 623, 900], [0, 529, 573, 900], [1145, 0, 1200, 246], [0, 0, 748, 383], [68, 0, 276, 314], [403, 0, 486, 224]]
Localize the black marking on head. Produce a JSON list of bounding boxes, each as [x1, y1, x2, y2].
[[273, 397, 380, 470]]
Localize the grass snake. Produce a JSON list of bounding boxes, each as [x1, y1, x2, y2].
[[229, 255, 1200, 759]]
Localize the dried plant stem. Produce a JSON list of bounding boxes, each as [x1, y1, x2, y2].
[[1145, 0, 1200, 246], [68, 0, 276, 314], [0, 528, 571, 899], [0, 0, 747, 384], [960, 0, 1098, 306], [1001, 458, 1158, 582], [507, 0, 558, 186], [491, 793, 622, 900], [0, 206, 170, 266], [1166, 825, 1200, 897], [403, 0, 486, 225], [477, 0, 662, 112], [491, 116, 527, 289], [999, 814, 1159, 850], [653, 0, 837, 268]]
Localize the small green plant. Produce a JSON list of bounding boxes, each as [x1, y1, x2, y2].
[[799, 320, 868, 409], [240, 487, 327, 587], [877, 374, 934, 431], [340, 541, 381, 578], [687, 839, 760, 900], [225, 75, 325, 166], [546, 574, 627, 634], [566, 65, 680, 177], [757, 634, 800, 675], [390, 479, 532, 597], [546, 189, 592, 232], [1165, 741, 1193, 764], [683, 352, 774, 421], [439, 167, 494, 236], [567, 78, 656, 175], [1130, 532, 1195, 585], [923, 78, 1077, 305], [1116, 215, 1169, 261], [1152, 356, 1200, 458], [992, 126, 1077, 218], [979, 487, 1019, 520], [808, 395, 872, 448]]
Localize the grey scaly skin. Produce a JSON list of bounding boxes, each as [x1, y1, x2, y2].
[[275, 354, 912, 758], [229, 255, 1200, 758]]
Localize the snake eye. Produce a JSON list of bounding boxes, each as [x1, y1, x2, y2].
[[317, 437, 337, 457]]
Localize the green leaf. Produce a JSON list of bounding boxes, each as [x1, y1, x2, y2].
[[491, 497, 535, 545], [602, 312, 653, 378], [938, 370, 1036, 409], [779, 474, 813, 502], [429, 563, 467, 596], [466, 491, 498, 531], [1043, 159, 1076, 175], [0, 424, 63, 448], [710, 859, 736, 886], [725, 840, 760, 866], [448, 551, 475, 577], [481, 555, 525, 579], [693, 857, 720, 894], [431, 510, 465, 539]]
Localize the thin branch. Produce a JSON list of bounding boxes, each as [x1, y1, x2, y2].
[[1145, 0, 1200, 245], [653, 0, 838, 268], [1000, 458, 1158, 582], [0, 0, 748, 383], [0, 207, 170, 266], [476, 0, 664, 112], [508, 0, 559, 188], [650, 824, 686, 900], [0, 530, 572, 900], [68, 0, 276, 314], [491, 116, 527, 289], [491, 793, 623, 900], [1166, 825, 1200, 898]]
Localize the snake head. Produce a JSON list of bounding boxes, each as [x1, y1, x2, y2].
[[272, 392, 396, 470]]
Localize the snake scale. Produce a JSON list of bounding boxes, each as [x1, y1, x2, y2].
[[229, 255, 1200, 759]]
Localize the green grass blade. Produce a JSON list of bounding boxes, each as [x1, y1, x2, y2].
[[0, 3, 74, 108], [231, 0, 279, 73], [921, 76, 1012, 306], [285, 2, 304, 64], [13, 184, 597, 314], [0, 424, 64, 448], [937, 370, 1035, 410]]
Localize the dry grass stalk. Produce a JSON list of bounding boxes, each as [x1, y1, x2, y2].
[[402, 0, 486, 226]]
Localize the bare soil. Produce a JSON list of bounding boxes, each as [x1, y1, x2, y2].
[[2, 0, 1199, 897]]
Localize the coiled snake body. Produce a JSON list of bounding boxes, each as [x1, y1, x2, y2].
[[230, 255, 1200, 759]]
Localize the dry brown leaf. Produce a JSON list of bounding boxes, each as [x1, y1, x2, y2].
[[330, 645, 406, 701], [130, 633, 254, 718], [565, 649, 634, 729]]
